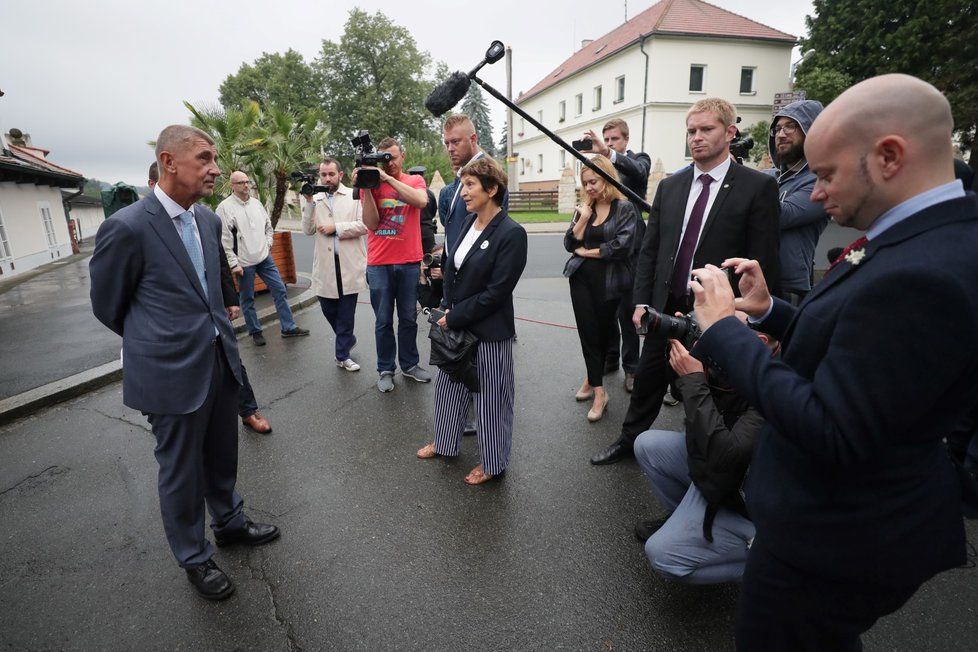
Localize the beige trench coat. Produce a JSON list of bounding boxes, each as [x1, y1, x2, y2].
[[301, 184, 368, 299]]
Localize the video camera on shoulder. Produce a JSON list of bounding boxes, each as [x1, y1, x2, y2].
[[289, 170, 331, 196], [351, 130, 393, 190], [729, 117, 754, 164]]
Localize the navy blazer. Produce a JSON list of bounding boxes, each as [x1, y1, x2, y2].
[[438, 166, 510, 250], [633, 162, 781, 309], [694, 194, 978, 589], [442, 209, 527, 341], [90, 193, 242, 415]]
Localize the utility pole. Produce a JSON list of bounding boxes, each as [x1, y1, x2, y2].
[[506, 46, 518, 192]]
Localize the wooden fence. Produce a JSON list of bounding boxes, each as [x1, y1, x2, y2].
[[508, 190, 558, 212]]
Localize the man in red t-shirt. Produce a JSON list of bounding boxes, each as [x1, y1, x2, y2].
[[358, 137, 433, 393]]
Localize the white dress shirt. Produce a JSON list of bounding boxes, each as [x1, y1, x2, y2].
[[675, 156, 732, 260], [453, 222, 484, 269], [155, 184, 202, 251]]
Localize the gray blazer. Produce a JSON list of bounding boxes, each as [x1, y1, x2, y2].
[[90, 193, 242, 415]]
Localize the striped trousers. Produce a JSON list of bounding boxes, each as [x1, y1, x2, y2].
[[433, 338, 515, 476]]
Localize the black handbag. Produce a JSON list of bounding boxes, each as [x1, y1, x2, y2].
[[426, 308, 480, 393]]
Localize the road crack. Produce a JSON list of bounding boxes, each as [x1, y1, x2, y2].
[[246, 547, 303, 651], [86, 407, 153, 435], [0, 465, 69, 498]]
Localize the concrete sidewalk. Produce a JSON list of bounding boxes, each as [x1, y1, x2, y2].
[[0, 244, 317, 424], [277, 216, 571, 235]]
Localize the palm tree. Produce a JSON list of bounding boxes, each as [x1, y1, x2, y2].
[[183, 101, 262, 207], [249, 106, 326, 228]]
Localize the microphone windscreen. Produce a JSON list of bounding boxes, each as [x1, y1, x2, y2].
[[425, 72, 471, 117]]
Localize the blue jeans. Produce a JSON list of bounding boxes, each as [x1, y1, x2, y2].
[[366, 263, 420, 373], [239, 255, 297, 335], [318, 294, 358, 360], [634, 429, 755, 584]]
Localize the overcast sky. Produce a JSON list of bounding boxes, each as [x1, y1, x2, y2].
[[0, 0, 813, 185]]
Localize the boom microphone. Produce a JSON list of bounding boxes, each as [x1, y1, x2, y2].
[[425, 71, 471, 117]]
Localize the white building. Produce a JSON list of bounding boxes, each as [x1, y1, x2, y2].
[[513, 0, 796, 191], [65, 193, 106, 245], [0, 130, 84, 278]]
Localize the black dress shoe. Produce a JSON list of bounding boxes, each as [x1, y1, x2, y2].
[[590, 442, 631, 465], [185, 559, 234, 600], [252, 332, 266, 346], [215, 520, 281, 547], [634, 514, 673, 543]]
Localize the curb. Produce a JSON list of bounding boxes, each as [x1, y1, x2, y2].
[[0, 283, 319, 427]]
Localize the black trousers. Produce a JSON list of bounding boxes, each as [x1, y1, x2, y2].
[[736, 541, 920, 651], [618, 296, 690, 445], [569, 263, 620, 388], [605, 287, 641, 374], [237, 362, 258, 418]]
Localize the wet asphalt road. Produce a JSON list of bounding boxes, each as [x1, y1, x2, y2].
[[2, 271, 977, 650]]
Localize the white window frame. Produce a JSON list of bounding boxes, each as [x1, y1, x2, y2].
[[739, 66, 757, 95], [538, 153, 544, 174], [537, 109, 543, 125], [558, 100, 566, 122], [0, 206, 11, 260], [559, 149, 566, 169], [614, 76, 625, 103], [593, 85, 602, 111], [39, 202, 57, 247], [575, 93, 583, 116], [689, 64, 706, 93]]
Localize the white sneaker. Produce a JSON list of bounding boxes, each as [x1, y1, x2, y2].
[[336, 358, 360, 372]]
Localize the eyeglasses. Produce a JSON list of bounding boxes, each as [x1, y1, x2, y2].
[[770, 123, 799, 137], [231, 180, 250, 185]]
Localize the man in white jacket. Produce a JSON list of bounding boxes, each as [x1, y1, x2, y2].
[[217, 171, 309, 346], [301, 158, 368, 371]]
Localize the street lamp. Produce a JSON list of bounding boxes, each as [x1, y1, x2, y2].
[[790, 49, 815, 90]]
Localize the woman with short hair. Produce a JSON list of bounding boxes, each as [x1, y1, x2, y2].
[[416, 157, 527, 485], [563, 155, 637, 422]]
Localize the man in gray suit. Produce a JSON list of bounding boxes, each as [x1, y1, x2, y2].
[[90, 125, 279, 600]]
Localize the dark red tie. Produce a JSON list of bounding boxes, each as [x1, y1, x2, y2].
[[671, 174, 713, 299], [829, 235, 868, 270]]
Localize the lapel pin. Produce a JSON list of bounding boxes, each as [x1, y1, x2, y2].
[[480, 241, 489, 250], [723, 184, 730, 189]]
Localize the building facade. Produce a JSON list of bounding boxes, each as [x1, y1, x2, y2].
[[513, 0, 795, 191], [0, 130, 84, 278]]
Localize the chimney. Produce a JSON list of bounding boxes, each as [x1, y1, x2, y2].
[[581, 39, 593, 50], [6, 128, 32, 148]]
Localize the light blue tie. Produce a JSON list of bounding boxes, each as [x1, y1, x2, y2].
[[178, 211, 208, 298]]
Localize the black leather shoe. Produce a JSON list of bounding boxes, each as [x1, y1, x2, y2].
[[215, 520, 281, 547], [635, 514, 672, 543], [590, 442, 631, 465], [185, 559, 234, 600]]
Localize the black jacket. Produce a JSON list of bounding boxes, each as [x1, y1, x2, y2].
[[633, 162, 781, 310], [614, 150, 651, 254], [443, 210, 527, 341], [676, 372, 764, 541]]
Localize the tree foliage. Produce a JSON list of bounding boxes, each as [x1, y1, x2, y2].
[[313, 9, 440, 156], [798, 0, 978, 161], [218, 50, 321, 115], [461, 84, 496, 157], [745, 120, 770, 165], [793, 67, 852, 106]]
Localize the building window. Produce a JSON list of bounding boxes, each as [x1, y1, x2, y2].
[[559, 100, 566, 122], [615, 76, 625, 103], [39, 204, 57, 247], [519, 118, 525, 136], [689, 65, 706, 92], [684, 140, 692, 159], [593, 85, 602, 111], [537, 110, 543, 125], [559, 149, 566, 169], [740, 67, 756, 94], [538, 153, 544, 173], [575, 93, 583, 116], [0, 208, 11, 259]]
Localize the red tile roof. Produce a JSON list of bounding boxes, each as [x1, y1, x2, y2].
[[8, 143, 84, 178], [518, 0, 796, 103]]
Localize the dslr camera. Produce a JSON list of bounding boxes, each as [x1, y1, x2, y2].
[[289, 170, 331, 196], [638, 308, 702, 349], [351, 130, 393, 190]]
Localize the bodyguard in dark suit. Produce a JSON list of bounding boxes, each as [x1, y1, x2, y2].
[[591, 99, 780, 465], [581, 119, 651, 389], [690, 75, 972, 650], [91, 126, 279, 600]]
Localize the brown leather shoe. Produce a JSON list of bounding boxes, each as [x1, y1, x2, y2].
[[242, 412, 272, 434]]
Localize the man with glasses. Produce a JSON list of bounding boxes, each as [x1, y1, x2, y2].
[[766, 100, 829, 304], [217, 171, 309, 346]]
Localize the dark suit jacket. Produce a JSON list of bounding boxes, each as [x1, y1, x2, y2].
[[439, 161, 510, 250], [633, 162, 781, 310], [614, 149, 651, 255], [694, 194, 977, 589], [442, 209, 527, 341], [90, 193, 242, 415]]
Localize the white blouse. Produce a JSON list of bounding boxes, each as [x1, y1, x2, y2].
[[453, 223, 484, 269]]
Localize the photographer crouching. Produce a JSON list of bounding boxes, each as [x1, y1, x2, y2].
[[416, 158, 527, 485], [634, 311, 777, 584]]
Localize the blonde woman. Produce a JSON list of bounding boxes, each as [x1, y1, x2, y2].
[[563, 155, 638, 422]]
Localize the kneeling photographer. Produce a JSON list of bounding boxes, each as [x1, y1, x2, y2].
[[634, 311, 777, 585], [416, 157, 527, 485]]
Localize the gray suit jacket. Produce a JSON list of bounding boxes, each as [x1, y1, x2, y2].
[[90, 193, 242, 415]]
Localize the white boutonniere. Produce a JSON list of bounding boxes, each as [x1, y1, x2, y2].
[[845, 248, 867, 265]]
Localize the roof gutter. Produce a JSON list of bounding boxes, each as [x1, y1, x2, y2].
[[640, 34, 650, 153]]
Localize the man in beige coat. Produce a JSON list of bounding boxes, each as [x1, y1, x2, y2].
[[301, 158, 368, 371]]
